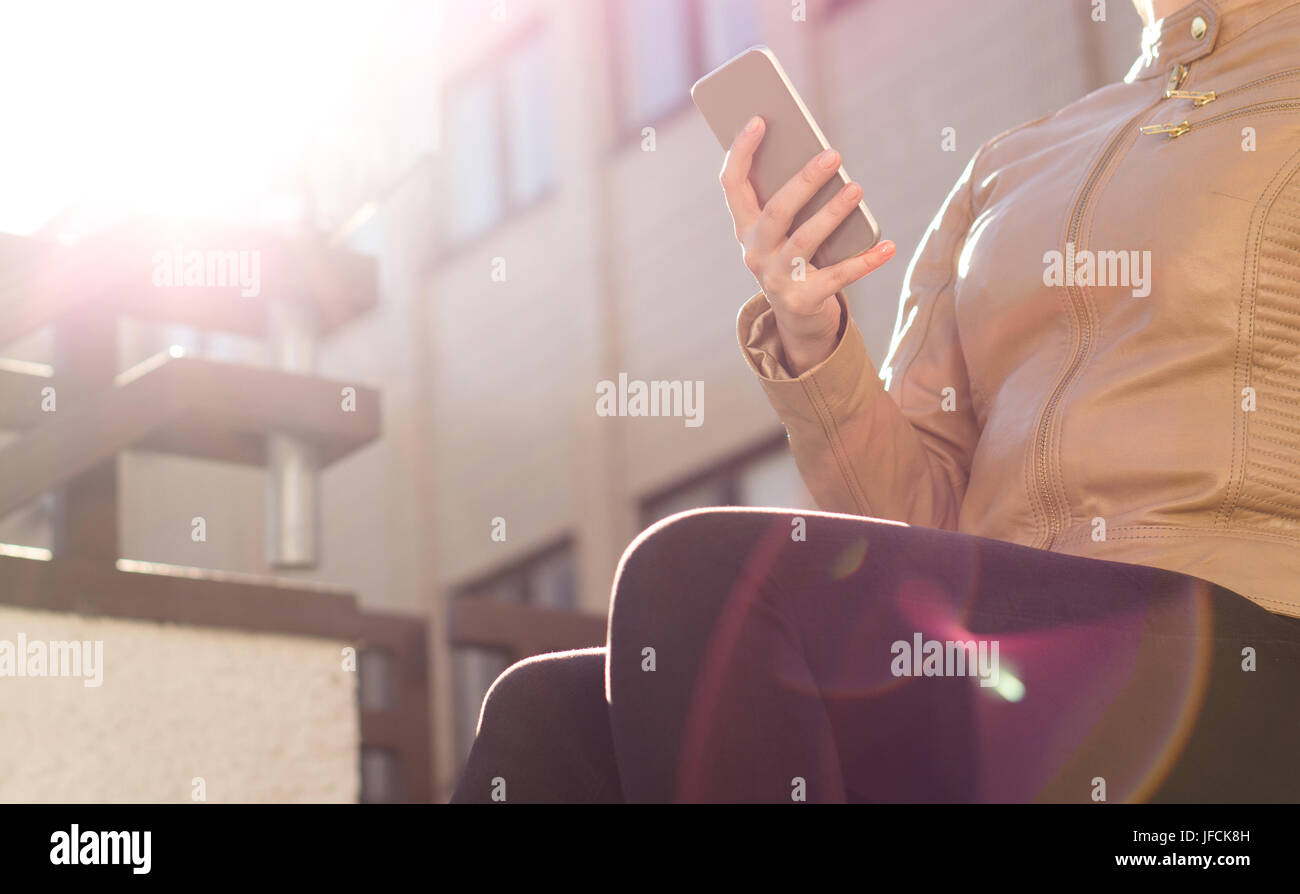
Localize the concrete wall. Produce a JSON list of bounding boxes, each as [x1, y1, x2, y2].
[[0, 604, 357, 803]]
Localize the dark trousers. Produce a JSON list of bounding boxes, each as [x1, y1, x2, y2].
[[451, 508, 1300, 803]]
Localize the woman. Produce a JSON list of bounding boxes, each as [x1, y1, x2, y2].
[[453, 0, 1300, 803]]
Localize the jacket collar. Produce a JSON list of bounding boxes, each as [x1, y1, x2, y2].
[[1131, 0, 1299, 79]]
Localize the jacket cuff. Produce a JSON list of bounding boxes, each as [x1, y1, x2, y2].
[[736, 291, 879, 423]]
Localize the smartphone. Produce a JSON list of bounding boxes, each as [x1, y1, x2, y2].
[[691, 45, 881, 268]]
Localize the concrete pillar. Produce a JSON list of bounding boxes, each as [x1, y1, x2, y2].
[[265, 298, 321, 568]]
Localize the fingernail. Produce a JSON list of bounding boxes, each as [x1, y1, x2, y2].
[[842, 182, 862, 201], [746, 116, 763, 133], [818, 148, 839, 169], [878, 240, 896, 257]]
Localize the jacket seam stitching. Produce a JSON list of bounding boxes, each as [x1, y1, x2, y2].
[[1238, 491, 1300, 512], [1024, 105, 1128, 548], [800, 373, 875, 518], [1058, 523, 1300, 545], [1218, 147, 1300, 526], [1186, 107, 1300, 138], [1060, 191, 1109, 542]]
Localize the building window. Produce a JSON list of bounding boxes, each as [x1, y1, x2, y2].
[[357, 647, 398, 712], [611, 0, 760, 132], [619, 0, 694, 124], [641, 434, 812, 526], [504, 35, 558, 207], [444, 27, 557, 241], [527, 547, 579, 611], [453, 648, 511, 770], [735, 445, 811, 508], [699, 0, 761, 70], [447, 74, 505, 240], [360, 746, 403, 804], [452, 542, 578, 764]]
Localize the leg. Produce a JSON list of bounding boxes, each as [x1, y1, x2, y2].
[[451, 647, 622, 803], [605, 507, 1300, 802]]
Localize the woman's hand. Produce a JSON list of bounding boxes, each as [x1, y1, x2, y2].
[[720, 115, 896, 376]]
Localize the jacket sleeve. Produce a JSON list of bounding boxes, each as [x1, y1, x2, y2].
[[736, 152, 983, 528]]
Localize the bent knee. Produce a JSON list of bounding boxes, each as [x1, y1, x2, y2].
[[608, 507, 792, 656], [612, 508, 754, 608], [477, 648, 606, 735]]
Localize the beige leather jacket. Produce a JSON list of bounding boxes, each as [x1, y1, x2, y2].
[[739, 0, 1300, 618]]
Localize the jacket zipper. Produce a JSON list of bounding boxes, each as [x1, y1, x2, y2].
[[1139, 99, 1300, 139], [1165, 66, 1300, 107], [1030, 70, 1182, 549]]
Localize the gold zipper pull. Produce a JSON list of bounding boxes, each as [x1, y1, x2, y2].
[[1139, 120, 1191, 138], [1166, 89, 1217, 106], [1165, 63, 1189, 93]]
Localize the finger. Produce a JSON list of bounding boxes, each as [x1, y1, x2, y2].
[[783, 181, 864, 264], [811, 240, 897, 293], [719, 116, 765, 236], [753, 147, 842, 249]]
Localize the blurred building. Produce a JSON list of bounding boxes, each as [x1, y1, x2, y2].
[[0, 0, 1143, 801], [407, 0, 1143, 797]]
